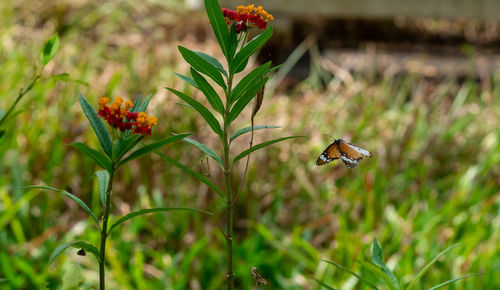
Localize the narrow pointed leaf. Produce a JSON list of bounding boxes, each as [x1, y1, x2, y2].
[[183, 137, 223, 168], [168, 88, 222, 136], [232, 62, 271, 103], [371, 239, 400, 290], [227, 23, 237, 62], [71, 142, 112, 172], [23, 186, 100, 229], [428, 273, 481, 290], [136, 93, 152, 112], [406, 244, 460, 290], [132, 94, 142, 111], [49, 241, 99, 264], [233, 136, 304, 165], [155, 152, 225, 199], [230, 125, 281, 144], [232, 26, 273, 73], [312, 278, 337, 290], [321, 259, 378, 289], [78, 94, 112, 157], [204, 0, 231, 60], [95, 170, 110, 206], [175, 73, 199, 89], [194, 51, 227, 77], [117, 133, 192, 167], [178, 46, 226, 89], [229, 77, 268, 124], [116, 135, 143, 162], [191, 68, 224, 113], [108, 207, 211, 234], [358, 260, 395, 290], [41, 34, 59, 66]]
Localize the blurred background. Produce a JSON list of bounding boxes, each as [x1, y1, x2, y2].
[[1, 0, 499, 289]]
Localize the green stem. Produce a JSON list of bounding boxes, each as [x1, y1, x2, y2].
[[0, 74, 40, 127], [99, 167, 114, 290], [223, 74, 234, 290]]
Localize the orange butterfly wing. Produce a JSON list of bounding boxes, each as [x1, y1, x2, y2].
[[338, 140, 371, 168], [316, 142, 341, 165]]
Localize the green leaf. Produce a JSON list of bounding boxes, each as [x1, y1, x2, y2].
[[95, 170, 110, 206], [194, 51, 228, 77], [231, 61, 271, 103], [229, 125, 281, 144], [428, 273, 481, 290], [232, 136, 304, 165], [71, 142, 112, 172], [231, 26, 273, 73], [406, 244, 460, 290], [191, 68, 224, 113], [321, 259, 378, 289], [49, 241, 100, 264], [108, 207, 211, 234], [229, 77, 268, 124], [312, 278, 337, 290], [204, 0, 231, 61], [78, 93, 112, 158], [183, 137, 223, 168], [168, 88, 223, 137], [371, 239, 400, 290], [116, 135, 144, 162], [358, 260, 394, 290], [175, 73, 199, 89], [227, 23, 238, 62], [22, 186, 100, 230], [117, 133, 192, 168], [155, 152, 225, 199], [136, 93, 152, 112], [178, 46, 226, 89], [41, 34, 59, 66], [131, 95, 142, 112]]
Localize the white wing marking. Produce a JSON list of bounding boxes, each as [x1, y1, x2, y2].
[[347, 143, 372, 157]]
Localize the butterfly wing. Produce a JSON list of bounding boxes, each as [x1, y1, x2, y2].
[[338, 141, 372, 168], [316, 142, 341, 165]]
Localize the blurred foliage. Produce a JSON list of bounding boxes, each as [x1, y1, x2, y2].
[[1, 0, 499, 289]]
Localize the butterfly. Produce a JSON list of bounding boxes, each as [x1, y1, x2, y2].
[[316, 139, 372, 168]]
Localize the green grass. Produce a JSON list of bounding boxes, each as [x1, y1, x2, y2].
[[1, 0, 499, 289]]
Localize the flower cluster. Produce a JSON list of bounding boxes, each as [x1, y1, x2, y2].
[[222, 4, 274, 33], [97, 97, 157, 136]]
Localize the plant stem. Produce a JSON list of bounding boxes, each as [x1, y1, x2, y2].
[[0, 74, 40, 127], [223, 74, 234, 290], [99, 168, 114, 290]]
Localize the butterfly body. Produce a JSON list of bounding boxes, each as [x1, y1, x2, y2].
[[316, 139, 372, 168]]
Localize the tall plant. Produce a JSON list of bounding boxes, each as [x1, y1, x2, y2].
[[163, 0, 302, 288], [24, 94, 209, 289]]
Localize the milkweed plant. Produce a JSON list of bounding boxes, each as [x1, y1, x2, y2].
[[315, 239, 479, 290], [24, 94, 209, 290], [163, 0, 302, 288]]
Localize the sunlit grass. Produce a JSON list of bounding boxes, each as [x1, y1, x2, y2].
[[0, 0, 499, 289]]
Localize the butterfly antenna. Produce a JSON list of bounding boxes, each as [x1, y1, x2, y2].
[[322, 133, 334, 141]]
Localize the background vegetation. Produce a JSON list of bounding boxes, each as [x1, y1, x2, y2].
[[1, 0, 499, 289]]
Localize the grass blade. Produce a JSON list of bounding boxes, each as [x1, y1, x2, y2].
[[321, 259, 378, 289], [71, 142, 112, 172], [231, 26, 273, 74], [108, 207, 211, 234], [313, 278, 337, 290], [78, 93, 112, 157], [229, 125, 281, 144], [22, 185, 100, 229], [117, 133, 192, 167], [406, 244, 460, 290], [49, 241, 99, 264], [155, 151, 225, 199], [168, 88, 223, 137], [183, 137, 223, 168], [232, 136, 304, 165], [428, 273, 481, 290], [371, 239, 400, 290]]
